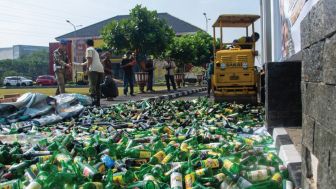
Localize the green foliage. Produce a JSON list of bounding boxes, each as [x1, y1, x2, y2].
[[102, 5, 174, 57], [165, 31, 216, 69], [0, 50, 49, 85], [165, 34, 196, 69], [190, 66, 206, 75]]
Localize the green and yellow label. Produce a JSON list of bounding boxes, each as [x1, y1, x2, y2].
[[153, 151, 166, 162], [185, 173, 196, 189], [139, 151, 151, 159]]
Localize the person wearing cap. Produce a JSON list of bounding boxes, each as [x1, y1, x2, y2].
[[53, 39, 71, 95], [145, 56, 155, 92], [206, 56, 214, 97], [120, 51, 136, 96], [73, 39, 104, 106], [233, 32, 260, 49]]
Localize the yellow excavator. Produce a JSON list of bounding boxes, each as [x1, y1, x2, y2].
[[211, 14, 260, 104]]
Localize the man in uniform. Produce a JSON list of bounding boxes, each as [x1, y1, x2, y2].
[[54, 39, 71, 95]]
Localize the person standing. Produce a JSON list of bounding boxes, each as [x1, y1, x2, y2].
[[101, 51, 113, 77], [145, 57, 155, 92], [163, 59, 177, 91], [120, 51, 136, 96], [207, 56, 214, 97], [100, 51, 118, 101], [74, 39, 104, 106], [53, 39, 71, 95]]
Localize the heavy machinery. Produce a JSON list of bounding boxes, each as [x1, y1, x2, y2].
[[211, 14, 260, 104]]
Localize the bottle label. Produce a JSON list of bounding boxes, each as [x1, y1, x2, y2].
[[39, 155, 51, 162], [205, 143, 221, 149], [272, 173, 282, 183], [56, 154, 70, 163], [249, 169, 268, 181], [208, 151, 220, 157], [180, 143, 188, 152], [204, 159, 220, 168], [161, 154, 172, 164], [139, 151, 151, 158], [0, 184, 13, 189], [163, 127, 172, 135], [244, 138, 254, 146], [177, 135, 186, 141], [223, 159, 233, 170], [185, 173, 195, 189], [214, 173, 226, 182], [144, 174, 156, 181], [195, 168, 206, 176], [171, 172, 183, 188], [83, 167, 92, 177], [134, 159, 147, 166], [96, 164, 106, 174], [113, 174, 124, 185], [153, 151, 166, 162]]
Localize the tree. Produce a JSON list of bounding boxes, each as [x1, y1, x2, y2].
[[0, 50, 49, 84], [165, 31, 215, 71], [164, 34, 196, 72], [101, 5, 175, 58], [192, 31, 213, 66]]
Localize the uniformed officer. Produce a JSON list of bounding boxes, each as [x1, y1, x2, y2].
[[53, 39, 71, 95]]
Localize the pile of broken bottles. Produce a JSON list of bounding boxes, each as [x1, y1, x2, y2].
[[0, 97, 294, 189]]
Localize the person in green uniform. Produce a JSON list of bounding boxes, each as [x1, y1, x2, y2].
[[53, 39, 71, 95]]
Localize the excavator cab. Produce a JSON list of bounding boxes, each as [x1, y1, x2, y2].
[[211, 14, 260, 104]]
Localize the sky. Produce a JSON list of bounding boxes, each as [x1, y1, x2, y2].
[[0, 0, 261, 48]]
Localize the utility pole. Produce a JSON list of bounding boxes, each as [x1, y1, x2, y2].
[[203, 13, 211, 32]]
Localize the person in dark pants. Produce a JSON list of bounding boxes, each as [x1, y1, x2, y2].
[[121, 51, 136, 96], [207, 56, 214, 98], [146, 58, 155, 92], [163, 59, 177, 91], [74, 39, 104, 106]]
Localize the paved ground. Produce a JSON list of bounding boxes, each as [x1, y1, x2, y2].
[[175, 91, 210, 101], [101, 85, 205, 106]]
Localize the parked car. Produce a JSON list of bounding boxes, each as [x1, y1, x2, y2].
[[3, 76, 33, 86], [36, 75, 57, 86]]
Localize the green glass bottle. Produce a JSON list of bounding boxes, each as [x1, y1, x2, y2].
[[112, 171, 134, 186], [221, 158, 240, 174], [184, 160, 197, 189], [0, 179, 21, 189], [74, 156, 102, 181], [245, 168, 274, 182], [161, 150, 179, 164], [148, 150, 166, 165], [125, 149, 152, 159], [126, 180, 158, 189], [80, 182, 104, 189], [199, 173, 227, 187]]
